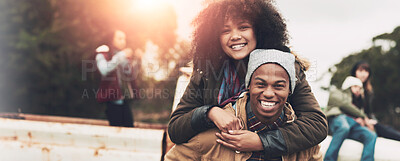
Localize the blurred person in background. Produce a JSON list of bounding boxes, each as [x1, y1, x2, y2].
[[95, 29, 139, 127], [351, 61, 400, 141], [324, 76, 377, 161]]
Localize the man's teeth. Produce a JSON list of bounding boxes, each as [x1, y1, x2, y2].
[[261, 101, 276, 108], [231, 44, 245, 49]]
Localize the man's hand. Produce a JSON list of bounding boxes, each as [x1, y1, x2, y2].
[[215, 130, 263, 152], [207, 107, 242, 133]]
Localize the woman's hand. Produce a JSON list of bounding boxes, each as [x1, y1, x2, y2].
[[207, 106, 242, 133], [123, 48, 134, 58], [364, 117, 376, 132], [354, 117, 365, 126], [215, 130, 263, 152]]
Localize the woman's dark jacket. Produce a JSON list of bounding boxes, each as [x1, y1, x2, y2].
[[168, 62, 328, 157]]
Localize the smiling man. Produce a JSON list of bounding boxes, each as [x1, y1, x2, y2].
[[248, 61, 291, 126], [165, 49, 322, 161]]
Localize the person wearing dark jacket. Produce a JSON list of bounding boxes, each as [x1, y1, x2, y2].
[[166, 49, 322, 161], [168, 0, 327, 158]]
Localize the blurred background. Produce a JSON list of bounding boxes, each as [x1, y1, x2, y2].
[[0, 0, 399, 129]]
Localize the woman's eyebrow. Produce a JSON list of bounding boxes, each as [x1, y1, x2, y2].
[[238, 21, 250, 25]]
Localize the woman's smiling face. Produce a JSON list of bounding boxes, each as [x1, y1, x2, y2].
[[355, 68, 369, 83], [249, 63, 290, 124], [219, 18, 257, 60]]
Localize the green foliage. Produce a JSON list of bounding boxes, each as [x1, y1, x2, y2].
[[0, 0, 186, 123], [330, 26, 400, 129]]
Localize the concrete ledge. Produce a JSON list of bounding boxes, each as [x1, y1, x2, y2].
[[0, 113, 167, 129], [320, 135, 400, 161], [0, 118, 164, 161]]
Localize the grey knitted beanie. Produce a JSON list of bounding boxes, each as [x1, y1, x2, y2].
[[245, 49, 297, 93]]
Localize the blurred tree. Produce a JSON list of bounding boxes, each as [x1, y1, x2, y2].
[[330, 26, 400, 129], [0, 0, 186, 122], [0, 0, 55, 114]]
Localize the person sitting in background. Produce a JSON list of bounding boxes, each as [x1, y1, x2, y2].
[[324, 76, 377, 161], [165, 49, 322, 161], [351, 61, 400, 141]]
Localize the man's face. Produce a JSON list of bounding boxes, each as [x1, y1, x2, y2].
[[249, 63, 290, 124], [351, 85, 362, 97], [113, 30, 126, 50]]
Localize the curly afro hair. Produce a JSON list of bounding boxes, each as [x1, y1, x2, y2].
[[191, 0, 289, 73]]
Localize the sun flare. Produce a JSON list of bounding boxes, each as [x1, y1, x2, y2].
[[136, 0, 164, 11]]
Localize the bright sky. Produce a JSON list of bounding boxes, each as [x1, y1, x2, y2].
[[168, 0, 400, 106]]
